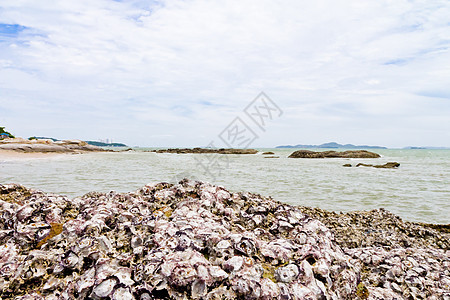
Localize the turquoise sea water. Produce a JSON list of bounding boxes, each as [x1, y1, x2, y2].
[[1, 148, 449, 224]]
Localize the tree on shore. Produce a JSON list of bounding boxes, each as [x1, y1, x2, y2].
[[0, 127, 15, 139]]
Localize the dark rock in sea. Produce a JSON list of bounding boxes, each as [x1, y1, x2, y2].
[[264, 156, 279, 158], [374, 162, 400, 168], [289, 150, 381, 159], [262, 151, 275, 155], [355, 163, 373, 167], [0, 181, 448, 299], [152, 148, 258, 154], [343, 164, 352, 167], [356, 162, 400, 169]]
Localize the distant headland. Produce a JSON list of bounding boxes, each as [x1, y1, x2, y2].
[[29, 137, 128, 147], [1, 126, 128, 154], [0, 138, 111, 153]]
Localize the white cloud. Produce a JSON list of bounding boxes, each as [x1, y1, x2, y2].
[[0, 0, 449, 147]]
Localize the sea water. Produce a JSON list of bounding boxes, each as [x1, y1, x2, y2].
[[1, 148, 449, 224]]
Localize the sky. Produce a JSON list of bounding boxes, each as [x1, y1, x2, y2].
[[0, 0, 449, 148]]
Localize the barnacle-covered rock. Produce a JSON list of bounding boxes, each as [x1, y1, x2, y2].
[[91, 277, 118, 299], [0, 180, 448, 299], [346, 247, 450, 299], [297, 206, 450, 249], [274, 263, 299, 283]]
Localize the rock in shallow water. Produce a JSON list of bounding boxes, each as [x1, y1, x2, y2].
[[0, 180, 448, 299], [288, 150, 381, 158], [355, 162, 400, 169]]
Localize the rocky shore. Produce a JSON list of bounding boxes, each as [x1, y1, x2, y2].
[[151, 148, 258, 154], [288, 150, 381, 159], [0, 138, 108, 154], [0, 180, 448, 299]]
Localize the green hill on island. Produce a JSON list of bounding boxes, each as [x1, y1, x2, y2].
[[84, 141, 128, 147], [0, 127, 15, 139]]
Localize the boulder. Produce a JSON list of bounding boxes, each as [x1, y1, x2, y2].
[[374, 162, 400, 168], [0, 139, 107, 153], [62, 139, 88, 146]]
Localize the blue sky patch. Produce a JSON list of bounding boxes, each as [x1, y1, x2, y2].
[[383, 58, 411, 65], [200, 100, 214, 106], [0, 23, 27, 37], [417, 90, 450, 100]]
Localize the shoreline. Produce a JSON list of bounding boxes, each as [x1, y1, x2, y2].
[[0, 149, 71, 160], [0, 180, 448, 299]]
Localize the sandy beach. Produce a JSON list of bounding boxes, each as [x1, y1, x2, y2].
[[0, 149, 69, 160]]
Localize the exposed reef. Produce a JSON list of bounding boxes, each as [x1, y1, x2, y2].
[[288, 150, 381, 159], [0, 181, 448, 299], [151, 148, 258, 154], [0, 138, 108, 154], [356, 162, 400, 169], [343, 162, 400, 169], [296, 207, 449, 250]]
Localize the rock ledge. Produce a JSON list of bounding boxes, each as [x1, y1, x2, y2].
[[0, 138, 108, 153]]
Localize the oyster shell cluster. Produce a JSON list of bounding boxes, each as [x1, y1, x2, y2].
[[0, 180, 448, 299]]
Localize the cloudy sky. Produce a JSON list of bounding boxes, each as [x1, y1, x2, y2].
[[0, 0, 449, 148]]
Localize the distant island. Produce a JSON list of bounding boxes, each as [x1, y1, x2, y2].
[[84, 141, 128, 147], [30, 137, 127, 147], [276, 142, 387, 149], [402, 146, 450, 150]]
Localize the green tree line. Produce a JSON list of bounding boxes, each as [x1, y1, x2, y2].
[[0, 127, 15, 138]]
